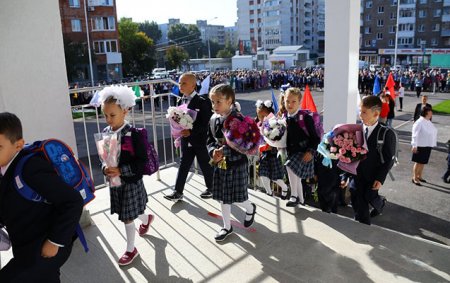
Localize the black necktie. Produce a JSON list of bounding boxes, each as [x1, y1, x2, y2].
[[365, 127, 369, 142], [182, 97, 189, 104]]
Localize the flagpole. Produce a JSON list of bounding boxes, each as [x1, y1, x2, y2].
[[393, 0, 400, 68]]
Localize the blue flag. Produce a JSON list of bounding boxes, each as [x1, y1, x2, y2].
[[373, 75, 381, 95], [271, 89, 279, 113], [172, 78, 180, 96]]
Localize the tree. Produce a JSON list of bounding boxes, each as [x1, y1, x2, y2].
[[119, 17, 155, 76], [217, 49, 233, 58], [166, 45, 189, 69], [168, 24, 202, 59], [138, 21, 162, 42]]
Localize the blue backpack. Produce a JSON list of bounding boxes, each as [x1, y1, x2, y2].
[[13, 139, 95, 252]]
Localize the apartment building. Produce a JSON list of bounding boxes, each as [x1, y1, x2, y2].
[[360, 0, 450, 66], [59, 0, 122, 83], [236, 0, 325, 57]]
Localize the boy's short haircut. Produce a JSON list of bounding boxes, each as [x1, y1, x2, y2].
[[361, 95, 382, 112], [0, 112, 23, 143], [420, 106, 432, 117]]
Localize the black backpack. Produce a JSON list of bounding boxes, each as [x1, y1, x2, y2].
[[376, 124, 399, 181]]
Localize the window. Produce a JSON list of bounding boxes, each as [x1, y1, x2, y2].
[[366, 1, 373, 8], [377, 32, 383, 40], [399, 23, 414, 31], [377, 19, 384, 26], [389, 39, 395, 46], [432, 23, 440, 31], [418, 10, 427, 18], [92, 16, 115, 31], [400, 9, 414, 17], [365, 27, 372, 34], [366, 14, 372, 21], [98, 0, 113, 5], [69, 0, 80, 7], [71, 19, 82, 32], [418, 24, 425, 32], [434, 9, 442, 17], [398, 37, 413, 45], [93, 40, 118, 54], [391, 0, 398, 5], [389, 26, 396, 33], [378, 6, 384, 13], [419, 0, 427, 3], [365, 39, 371, 47], [431, 38, 438, 46], [390, 12, 397, 20]]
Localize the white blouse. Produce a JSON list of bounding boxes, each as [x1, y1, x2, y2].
[[411, 117, 438, 148]]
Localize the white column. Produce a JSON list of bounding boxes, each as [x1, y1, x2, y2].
[[0, 0, 77, 153], [323, 0, 360, 132]]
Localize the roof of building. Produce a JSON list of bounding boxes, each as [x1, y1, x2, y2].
[[272, 45, 306, 53]]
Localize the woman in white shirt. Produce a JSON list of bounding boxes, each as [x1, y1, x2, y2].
[[411, 106, 437, 186], [397, 83, 405, 112]]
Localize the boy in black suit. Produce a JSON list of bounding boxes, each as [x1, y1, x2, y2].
[[164, 73, 214, 202], [355, 96, 396, 225], [0, 112, 83, 283], [413, 95, 432, 122]]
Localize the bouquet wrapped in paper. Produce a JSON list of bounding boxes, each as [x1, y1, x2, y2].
[[95, 132, 121, 187], [166, 104, 197, 148], [260, 113, 287, 148], [317, 124, 367, 175], [223, 113, 261, 156]]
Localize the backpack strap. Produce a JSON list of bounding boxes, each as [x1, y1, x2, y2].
[[14, 153, 49, 203]]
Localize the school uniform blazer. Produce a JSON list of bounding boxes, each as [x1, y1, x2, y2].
[[356, 124, 396, 185], [0, 151, 83, 263], [413, 103, 432, 122], [178, 93, 213, 147]]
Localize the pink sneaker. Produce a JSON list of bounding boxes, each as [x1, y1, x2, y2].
[[138, 214, 154, 236], [118, 248, 139, 266]]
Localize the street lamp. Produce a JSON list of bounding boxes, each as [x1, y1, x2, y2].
[[421, 40, 426, 71], [83, 0, 94, 86]]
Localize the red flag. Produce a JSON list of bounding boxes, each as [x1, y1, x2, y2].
[[385, 73, 396, 99], [301, 85, 318, 113]]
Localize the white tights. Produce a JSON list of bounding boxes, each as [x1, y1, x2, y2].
[[286, 167, 304, 203], [259, 176, 288, 195], [220, 200, 254, 230]]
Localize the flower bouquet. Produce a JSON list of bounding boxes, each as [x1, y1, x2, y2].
[[317, 124, 367, 175], [223, 113, 262, 156], [260, 113, 287, 161], [166, 104, 197, 148], [95, 132, 121, 187]]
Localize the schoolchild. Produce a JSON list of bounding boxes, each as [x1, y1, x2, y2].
[[0, 112, 83, 282], [284, 87, 320, 207], [207, 84, 256, 242], [99, 86, 155, 265]]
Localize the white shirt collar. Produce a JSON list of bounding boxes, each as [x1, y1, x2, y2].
[[1, 151, 20, 176], [287, 109, 300, 117], [183, 91, 197, 101], [363, 121, 379, 140]]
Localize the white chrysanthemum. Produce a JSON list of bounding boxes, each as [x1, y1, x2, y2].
[[99, 85, 136, 109], [268, 119, 277, 128]]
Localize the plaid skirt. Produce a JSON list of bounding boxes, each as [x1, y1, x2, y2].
[[110, 179, 148, 222], [259, 152, 285, 180], [212, 162, 249, 204], [285, 152, 315, 179]]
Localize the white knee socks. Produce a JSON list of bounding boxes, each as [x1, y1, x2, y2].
[[125, 222, 136, 252], [220, 202, 231, 230], [286, 167, 304, 203], [236, 200, 254, 221], [274, 179, 288, 196], [259, 176, 272, 194]]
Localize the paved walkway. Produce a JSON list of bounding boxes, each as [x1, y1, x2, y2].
[[2, 167, 448, 283]]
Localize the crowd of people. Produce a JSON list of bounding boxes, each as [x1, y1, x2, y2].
[[1, 67, 447, 281]]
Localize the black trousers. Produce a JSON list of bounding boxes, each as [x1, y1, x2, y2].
[[175, 143, 213, 194], [0, 244, 73, 283], [354, 177, 384, 225]]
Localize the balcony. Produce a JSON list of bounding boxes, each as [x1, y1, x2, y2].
[[106, 52, 122, 64], [398, 16, 416, 24], [443, 14, 450, 22], [444, 0, 450, 6], [397, 30, 415, 37], [442, 29, 450, 37]]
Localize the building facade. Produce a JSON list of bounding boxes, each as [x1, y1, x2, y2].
[[59, 0, 122, 84], [360, 0, 450, 67], [236, 0, 325, 57]]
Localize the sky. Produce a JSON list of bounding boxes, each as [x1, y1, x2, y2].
[[115, 0, 238, 27]]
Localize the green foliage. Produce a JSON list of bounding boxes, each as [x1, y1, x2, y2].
[[138, 21, 162, 42], [166, 45, 189, 69], [168, 24, 202, 59], [119, 17, 155, 76], [432, 100, 450, 114], [216, 49, 233, 58]]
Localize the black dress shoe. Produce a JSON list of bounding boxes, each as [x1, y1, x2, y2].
[[215, 226, 233, 242], [286, 197, 300, 207], [244, 203, 256, 227], [266, 192, 274, 197], [412, 179, 422, 186], [164, 191, 183, 202], [200, 190, 213, 199], [418, 178, 427, 183], [370, 198, 387, 218]]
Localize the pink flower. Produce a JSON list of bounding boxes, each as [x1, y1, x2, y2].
[[339, 148, 346, 155], [343, 132, 349, 139], [339, 156, 347, 162], [360, 149, 367, 154], [330, 146, 337, 153], [352, 152, 357, 157], [238, 124, 247, 134], [244, 116, 254, 124], [345, 157, 352, 163]]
